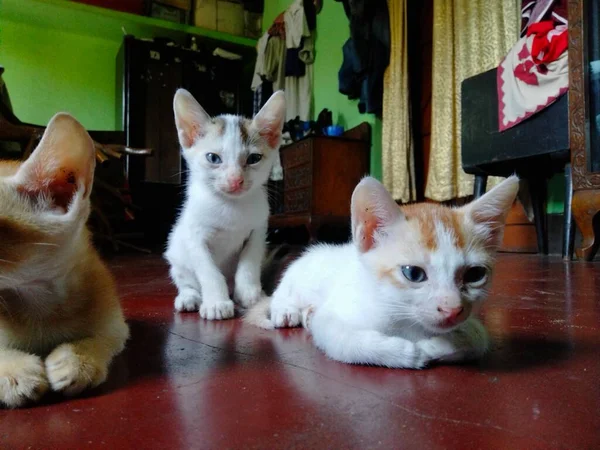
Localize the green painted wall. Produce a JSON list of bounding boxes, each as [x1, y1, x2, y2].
[[0, 19, 120, 130], [263, 1, 382, 179]]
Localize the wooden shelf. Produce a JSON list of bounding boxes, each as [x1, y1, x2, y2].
[[3, 0, 258, 47]]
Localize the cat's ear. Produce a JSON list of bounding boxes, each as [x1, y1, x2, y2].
[[173, 88, 211, 149], [14, 113, 95, 210], [252, 90, 286, 149], [351, 177, 404, 253], [461, 175, 519, 247]]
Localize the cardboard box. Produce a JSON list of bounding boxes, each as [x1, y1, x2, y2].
[[216, 0, 244, 36], [73, 0, 145, 14], [244, 10, 262, 39], [194, 0, 217, 30], [159, 0, 191, 11], [147, 1, 188, 23]]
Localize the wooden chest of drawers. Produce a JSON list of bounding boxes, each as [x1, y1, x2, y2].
[[269, 125, 371, 242]]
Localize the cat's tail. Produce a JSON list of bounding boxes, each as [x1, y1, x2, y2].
[[244, 297, 274, 329], [261, 243, 292, 295]]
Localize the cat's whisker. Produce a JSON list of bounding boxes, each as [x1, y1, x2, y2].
[[30, 242, 59, 247], [0, 258, 16, 265]]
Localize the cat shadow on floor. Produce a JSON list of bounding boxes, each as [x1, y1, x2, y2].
[[474, 334, 579, 372], [27, 319, 170, 408]]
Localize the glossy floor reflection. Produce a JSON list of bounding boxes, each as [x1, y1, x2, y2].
[[1, 254, 599, 449]]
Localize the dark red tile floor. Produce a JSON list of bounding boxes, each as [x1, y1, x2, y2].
[[1, 254, 599, 449]]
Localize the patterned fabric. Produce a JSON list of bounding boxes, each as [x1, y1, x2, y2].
[[498, 22, 568, 131], [521, 0, 567, 36], [381, 0, 415, 203], [426, 0, 519, 201]]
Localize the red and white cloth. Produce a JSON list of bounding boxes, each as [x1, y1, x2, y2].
[[521, 0, 567, 36], [497, 21, 568, 132]]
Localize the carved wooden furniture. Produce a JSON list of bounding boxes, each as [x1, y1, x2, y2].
[[568, 0, 600, 261], [0, 67, 152, 252], [461, 68, 573, 258], [269, 123, 371, 243], [118, 35, 254, 249]]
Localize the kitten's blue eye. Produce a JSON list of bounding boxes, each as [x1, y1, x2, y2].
[[246, 153, 263, 165], [206, 153, 222, 164], [463, 266, 487, 285], [401, 265, 428, 283]]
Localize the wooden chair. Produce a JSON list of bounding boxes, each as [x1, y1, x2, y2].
[[0, 67, 152, 252], [461, 68, 574, 259]]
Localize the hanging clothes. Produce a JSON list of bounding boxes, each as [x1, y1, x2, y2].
[[282, 0, 314, 121], [251, 32, 285, 180], [335, 0, 390, 115], [285, 35, 314, 121]]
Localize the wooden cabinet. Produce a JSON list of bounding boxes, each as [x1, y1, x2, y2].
[[117, 35, 254, 249], [269, 124, 371, 242], [569, 0, 600, 260]]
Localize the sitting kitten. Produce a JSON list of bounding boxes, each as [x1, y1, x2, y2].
[[165, 89, 286, 320], [0, 114, 129, 408], [246, 176, 518, 368]]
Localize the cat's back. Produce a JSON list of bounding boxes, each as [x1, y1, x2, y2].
[[277, 243, 355, 290], [0, 160, 21, 177]]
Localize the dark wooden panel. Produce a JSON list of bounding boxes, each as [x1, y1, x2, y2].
[[312, 139, 369, 217], [283, 189, 311, 214]]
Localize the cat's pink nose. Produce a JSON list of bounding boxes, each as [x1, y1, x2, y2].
[[437, 306, 464, 321], [227, 176, 244, 192]]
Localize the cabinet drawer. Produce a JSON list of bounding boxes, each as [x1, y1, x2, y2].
[[281, 140, 312, 169], [283, 188, 311, 213], [284, 164, 312, 190]]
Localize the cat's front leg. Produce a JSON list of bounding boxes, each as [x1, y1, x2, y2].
[[416, 318, 490, 365], [234, 226, 266, 308], [193, 242, 235, 320], [0, 348, 49, 408], [46, 313, 129, 396], [310, 310, 428, 368], [170, 265, 202, 312]]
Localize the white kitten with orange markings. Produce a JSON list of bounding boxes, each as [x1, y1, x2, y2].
[[0, 114, 129, 408], [247, 176, 518, 368], [165, 89, 285, 320]]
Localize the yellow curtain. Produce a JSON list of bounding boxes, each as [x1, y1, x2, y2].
[[426, 0, 519, 201], [382, 0, 415, 203]]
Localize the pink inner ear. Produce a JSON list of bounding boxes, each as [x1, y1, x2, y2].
[[259, 128, 281, 149], [356, 206, 380, 252], [360, 216, 378, 252], [19, 166, 80, 210], [182, 123, 205, 148]]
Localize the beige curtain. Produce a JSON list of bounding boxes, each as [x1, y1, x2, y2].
[[382, 0, 415, 203], [426, 0, 520, 201]]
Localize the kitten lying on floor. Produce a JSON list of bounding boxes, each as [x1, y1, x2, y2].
[[247, 176, 519, 368], [165, 89, 286, 320], [0, 114, 129, 408]]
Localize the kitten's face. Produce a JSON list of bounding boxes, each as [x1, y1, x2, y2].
[[352, 177, 519, 334], [173, 89, 286, 199], [0, 114, 94, 289]]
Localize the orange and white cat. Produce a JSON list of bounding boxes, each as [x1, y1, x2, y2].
[[0, 113, 129, 408], [247, 176, 519, 368]]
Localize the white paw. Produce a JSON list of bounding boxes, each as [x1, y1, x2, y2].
[[271, 307, 301, 328], [301, 305, 315, 330], [199, 299, 235, 320], [270, 164, 283, 181], [174, 289, 201, 312], [234, 283, 262, 308], [46, 344, 107, 396], [0, 354, 48, 408], [416, 334, 472, 364]]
